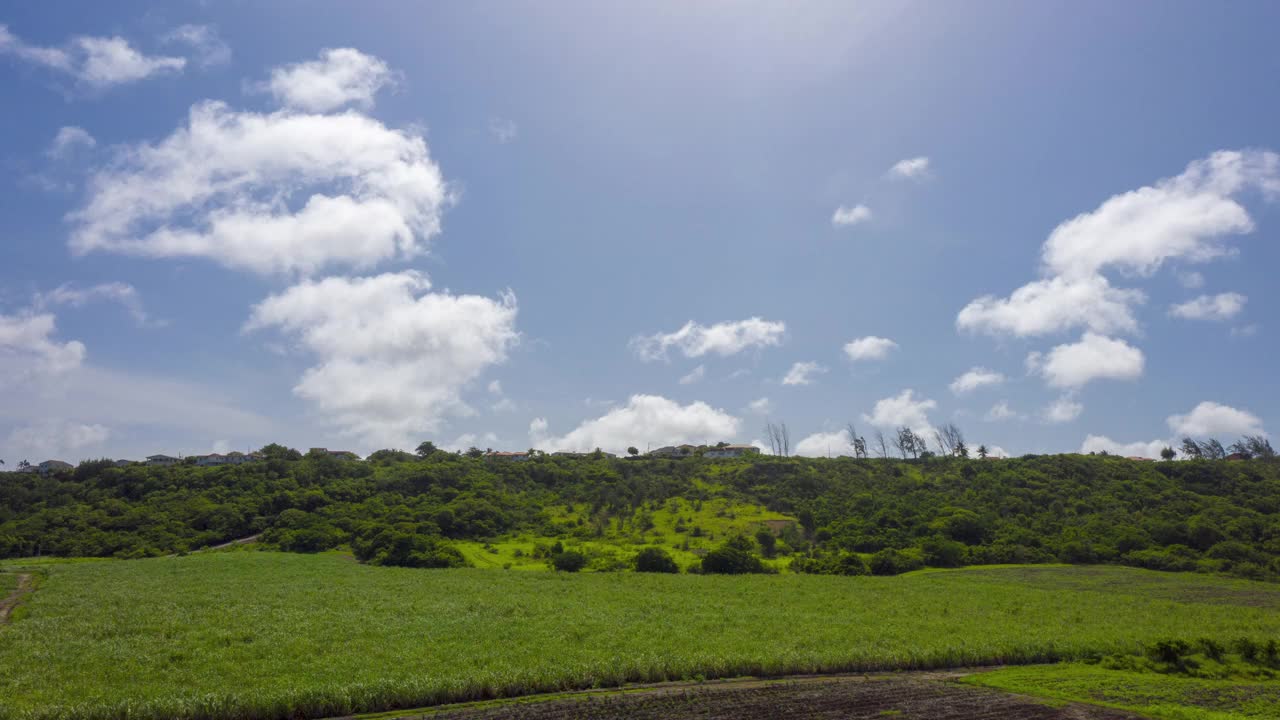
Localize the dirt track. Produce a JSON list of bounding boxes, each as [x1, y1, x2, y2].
[[353, 672, 1141, 720], [0, 573, 33, 625]]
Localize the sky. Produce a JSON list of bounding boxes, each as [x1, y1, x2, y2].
[[1, 1, 1278, 462]]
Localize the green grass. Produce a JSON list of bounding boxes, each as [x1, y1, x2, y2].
[[2, 554, 1280, 720], [966, 664, 1280, 719], [0, 571, 17, 596]]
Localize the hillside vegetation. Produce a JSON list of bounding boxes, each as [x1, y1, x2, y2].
[[1, 554, 1279, 720], [2, 451, 1279, 581]]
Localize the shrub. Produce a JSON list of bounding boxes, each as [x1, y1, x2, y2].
[[551, 551, 587, 572], [701, 535, 768, 575], [869, 548, 923, 576], [634, 546, 679, 573], [921, 537, 967, 568]]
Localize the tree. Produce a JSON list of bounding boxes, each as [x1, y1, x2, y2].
[[1203, 439, 1227, 460], [933, 423, 965, 457], [700, 535, 767, 574], [465, 447, 484, 459], [551, 550, 588, 572], [627, 446, 639, 456], [1243, 435, 1276, 459], [955, 441, 969, 459], [755, 529, 777, 558], [893, 427, 914, 459], [415, 441, 438, 458], [1161, 446, 1177, 461], [977, 445, 988, 459], [1181, 437, 1203, 459], [847, 423, 867, 459], [764, 421, 791, 457], [874, 430, 889, 459], [633, 546, 678, 573]]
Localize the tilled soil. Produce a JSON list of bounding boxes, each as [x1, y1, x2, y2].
[[374, 674, 1142, 720]]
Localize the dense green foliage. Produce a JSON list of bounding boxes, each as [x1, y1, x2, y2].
[[3, 555, 1280, 720], [632, 546, 678, 573], [3, 452, 1280, 580]]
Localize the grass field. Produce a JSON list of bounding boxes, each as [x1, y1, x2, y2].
[[968, 665, 1280, 719], [2, 553, 1280, 720], [0, 571, 16, 596]]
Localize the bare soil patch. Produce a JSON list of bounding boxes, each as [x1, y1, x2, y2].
[[358, 673, 1142, 720], [0, 573, 33, 624]]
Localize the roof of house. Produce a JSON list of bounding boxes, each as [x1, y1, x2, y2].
[[146, 454, 178, 460], [712, 444, 758, 451], [39, 460, 72, 468], [486, 450, 528, 456]]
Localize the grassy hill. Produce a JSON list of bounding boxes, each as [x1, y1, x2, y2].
[[2, 553, 1280, 720]]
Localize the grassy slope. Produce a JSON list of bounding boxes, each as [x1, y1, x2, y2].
[[967, 665, 1280, 719], [0, 571, 16, 596], [3, 554, 1280, 720], [456, 496, 794, 571]]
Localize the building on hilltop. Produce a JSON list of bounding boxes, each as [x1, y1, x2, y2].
[[36, 460, 73, 475], [145, 454, 180, 467], [485, 450, 529, 461], [704, 444, 761, 459]]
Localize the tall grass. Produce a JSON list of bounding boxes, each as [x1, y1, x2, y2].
[[1, 553, 1278, 720]]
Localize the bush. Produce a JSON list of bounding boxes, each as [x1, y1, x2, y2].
[[701, 535, 768, 574], [551, 550, 587, 572], [869, 548, 923, 576], [921, 537, 967, 568], [634, 546, 679, 573]]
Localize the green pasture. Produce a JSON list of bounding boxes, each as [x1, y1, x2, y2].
[[2, 553, 1280, 720]]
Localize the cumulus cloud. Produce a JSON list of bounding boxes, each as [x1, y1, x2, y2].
[[260, 48, 393, 112], [986, 401, 1019, 422], [0, 25, 187, 89], [162, 24, 230, 68], [530, 395, 740, 454], [245, 271, 519, 447], [632, 317, 785, 361], [862, 389, 936, 437], [47, 126, 95, 159], [70, 97, 450, 275], [831, 204, 872, 227], [746, 397, 772, 415], [1043, 395, 1083, 423], [1167, 401, 1264, 438], [950, 367, 1005, 394], [795, 428, 853, 457], [678, 364, 706, 385], [888, 156, 930, 180], [843, 336, 897, 362], [1169, 292, 1247, 321], [957, 275, 1145, 337], [5, 420, 109, 459], [1028, 333, 1144, 389], [35, 282, 160, 327], [0, 311, 86, 383], [958, 150, 1279, 341], [782, 361, 826, 386], [1177, 270, 1205, 289], [1080, 435, 1169, 459]]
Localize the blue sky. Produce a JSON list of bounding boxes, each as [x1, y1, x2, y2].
[[2, 1, 1277, 462]]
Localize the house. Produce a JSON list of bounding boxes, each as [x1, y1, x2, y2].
[[309, 448, 361, 460], [704, 444, 761, 459], [552, 451, 617, 459], [37, 460, 73, 475], [224, 451, 256, 465], [195, 454, 228, 467], [146, 454, 180, 467], [113, 459, 137, 467], [485, 450, 529, 461], [1226, 453, 1249, 461], [648, 445, 694, 458], [1125, 456, 1155, 462]]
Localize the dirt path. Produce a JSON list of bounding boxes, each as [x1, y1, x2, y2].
[[204, 534, 261, 551], [0, 573, 34, 625], [336, 671, 1142, 720]]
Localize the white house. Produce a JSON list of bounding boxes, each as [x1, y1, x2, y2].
[[485, 450, 529, 461], [195, 454, 228, 467], [704, 444, 761, 459], [37, 460, 73, 475], [146, 454, 180, 467]]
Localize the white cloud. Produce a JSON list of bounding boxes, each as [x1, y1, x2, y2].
[[0, 311, 86, 383], [1080, 435, 1168, 459], [843, 335, 897, 362], [984, 445, 1011, 458], [489, 117, 518, 144], [795, 429, 853, 457], [950, 367, 1005, 394], [832, 204, 872, 227], [0, 25, 187, 89], [162, 24, 230, 68], [862, 389, 936, 437], [261, 48, 393, 112], [35, 282, 160, 327], [958, 150, 1279, 341], [986, 401, 1018, 422], [746, 397, 772, 415], [678, 364, 706, 385], [446, 431, 500, 452], [632, 317, 785, 361], [531, 395, 740, 454], [70, 98, 450, 275], [5, 420, 109, 460], [957, 275, 1145, 337], [782, 361, 826, 386], [888, 156, 930, 180], [1043, 395, 1083, 423], [1167, 401, 1264, 438], [245, 271, 519, 447], [1169, 292, 1246, 321], [1042, 151, 1278, 278], [1177, 270, 1205, 289], [1029, 333, 1144, 389], [47, 126, 95, 159]]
